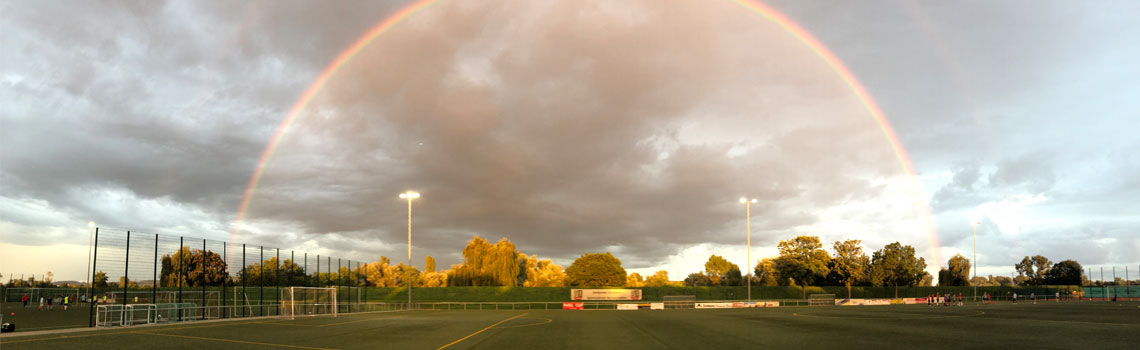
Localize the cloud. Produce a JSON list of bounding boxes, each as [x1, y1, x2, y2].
[[241, 0, 919, 268]]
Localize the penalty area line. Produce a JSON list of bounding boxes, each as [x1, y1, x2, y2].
[[436, 313, 528, 350]]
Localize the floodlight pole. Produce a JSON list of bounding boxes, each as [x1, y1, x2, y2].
[[85, 222, 95, 298], [740, 198, 757, 301], [972, 221, 978, 302], [399, 191, 420, 311]]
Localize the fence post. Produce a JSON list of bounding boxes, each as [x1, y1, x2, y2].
[[276, 248, 280, 316], [260, 246, 264, 317], [242, 243, 246, 318], [338, 258, 342, 311], [178, 236, 184, 321], [123, 231, 130, 309], [152, 234, 158, 306], [202, 239, 207, 320], [222, 242, 227, 319], [316, 254, 320, 288], [88, 227, 99, 327]]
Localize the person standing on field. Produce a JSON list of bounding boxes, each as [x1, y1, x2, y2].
[[1012, 292, 1017, 303], [47, 295, 53, 310], [21, 293, 29, 307], [39, 296, 45, 310]]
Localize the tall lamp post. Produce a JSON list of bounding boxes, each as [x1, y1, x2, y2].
[[398, 191, 420, 310], [972, 221, 979, 301], [86, 221, 95, 297], [740, 198, 757, 301]]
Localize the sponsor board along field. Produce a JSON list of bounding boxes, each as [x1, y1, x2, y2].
[[1, 301, 1137, 349]]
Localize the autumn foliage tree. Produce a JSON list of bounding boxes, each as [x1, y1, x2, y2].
[[161, 247, 230, 287], [644, 270, 670, 287], [753, 258, 779, 286], [566, 252, 627, 287]]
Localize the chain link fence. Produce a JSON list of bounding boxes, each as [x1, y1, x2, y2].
[[86, 227, 373, 327]]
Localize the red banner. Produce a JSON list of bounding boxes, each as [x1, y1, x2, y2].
[[562, 302, 584, 310]]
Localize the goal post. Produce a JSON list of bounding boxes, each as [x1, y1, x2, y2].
[[809, 294, 836, 306], [280, 287, 337, 320], [663, 295, 696, 309]]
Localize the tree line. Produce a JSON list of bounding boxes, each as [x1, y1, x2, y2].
[[71, 235, 1093, 292]]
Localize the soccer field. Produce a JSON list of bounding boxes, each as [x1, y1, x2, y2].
[[2, 302, 1137, 349]]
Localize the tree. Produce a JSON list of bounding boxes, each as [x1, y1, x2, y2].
[[703, 255, 742, 286], [831, 240, 869, 298], [969, 276, 993, 286], [938, 254, 971, 286], [523, 258, 567, 287], [626, 272, 645, 287], [683, 272, 713, 287], [775, 236, 831, 297], [425, 256, 436, 273], [990, 275, 1013, 287], [645, 270, 670, 287], [870, 242, 927, 297], [704, 255, 736, 286], [162, 247, 232, 287], [753, 258, 779, 286], [565, 252, 627, 287], [447, 236, 524, 286], [1044, 260, 1082, 285], [93, 271, 108, 287], [1015, 255, 1052, 285], [236, 257, 301, 287]]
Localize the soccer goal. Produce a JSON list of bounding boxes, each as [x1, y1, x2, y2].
[[663, 295, 696, 309], [280, 287, 337, 320], [809, 294, 836, 306], [5, 287, 80, 303], [95, 304, 158, 328]]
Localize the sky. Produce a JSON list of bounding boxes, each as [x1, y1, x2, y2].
[[2, 0, 1138, 283]]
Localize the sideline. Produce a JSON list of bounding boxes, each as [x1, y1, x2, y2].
[[435, 313, 528, 350]]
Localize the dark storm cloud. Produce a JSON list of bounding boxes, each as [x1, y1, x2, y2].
[[243, 0, 905, 268], [0, 1, 409, 232]]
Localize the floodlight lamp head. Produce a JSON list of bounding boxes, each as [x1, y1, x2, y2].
[[750, 199, 757, 203], [739, 198, 747, 203], [88, 221, 95, 228], [400, 191, 420, 199]]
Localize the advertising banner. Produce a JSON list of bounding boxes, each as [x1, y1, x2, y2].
[[650, 303, 664, 310], [732, 302, 757, 308], [695, 302, 733, 309], [836, 299, 890, 306], [890, 299, 906, 305], [758, 301, 780, 307], [562, 302, 584, 310], [617, 304, 638, 310], [571, 289, 643, 301]]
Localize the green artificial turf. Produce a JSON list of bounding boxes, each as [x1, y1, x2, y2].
[[2, 301, 1137, 349]]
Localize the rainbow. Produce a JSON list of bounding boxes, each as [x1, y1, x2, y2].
[[233, 0, 941, 265]]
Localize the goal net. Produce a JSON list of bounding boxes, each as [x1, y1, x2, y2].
[[663, 295, 696, 309], [809, 294, 836, 306], [281, 287, 337, 320], [5, 288, 80, 303]]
